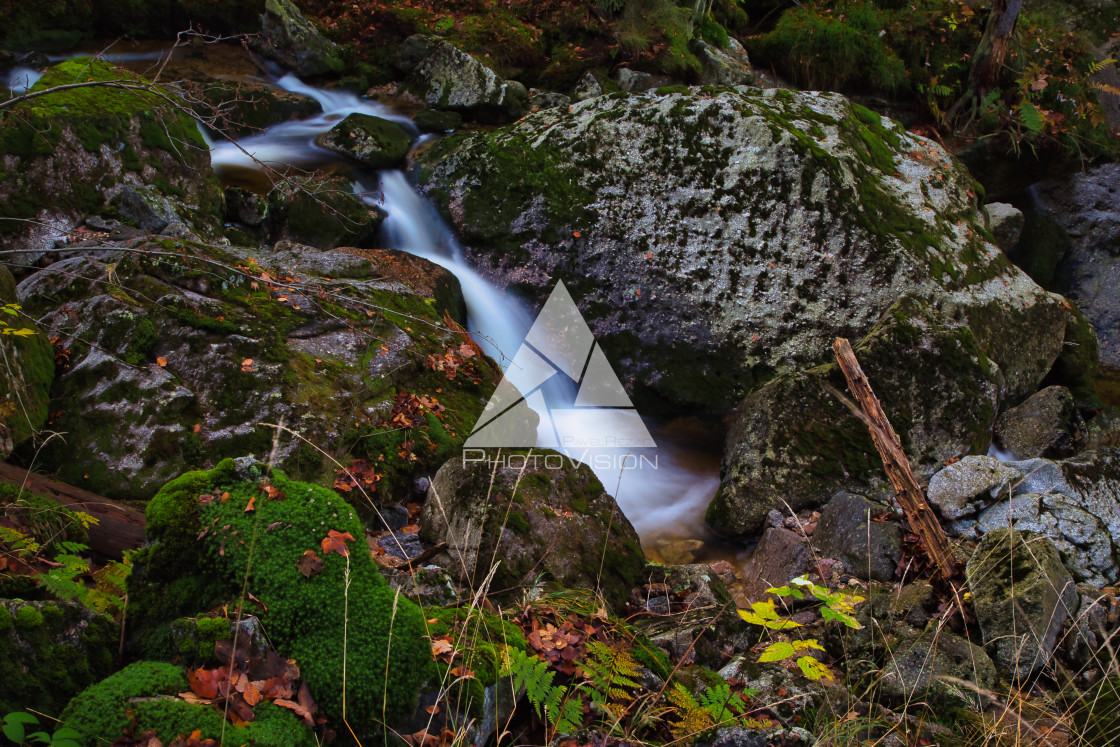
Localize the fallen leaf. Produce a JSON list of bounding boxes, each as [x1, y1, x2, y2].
[[244, 495, 256, 512], [321, 529, 355, 557], [431, 638, 454, 657], [157, 356, 168, 367], [297, 550, 324, 578], [243, 680, 262, 707]]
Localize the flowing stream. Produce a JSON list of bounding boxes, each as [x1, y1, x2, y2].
[[206, 71, 728, 559]]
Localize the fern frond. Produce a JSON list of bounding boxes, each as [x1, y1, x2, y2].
[[502, 647, 583, 733], [0, 525, 40, 557], [1088, 57, 1116, 75], [667, 683, 714, 740], [1091, 81, 1120, 97], [583, 641, 641, 705]]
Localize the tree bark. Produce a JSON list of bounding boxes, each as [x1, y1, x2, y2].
[[831, 338, 960, 582], [0, 463, 146, 559], [970, 0, 1023, 92]]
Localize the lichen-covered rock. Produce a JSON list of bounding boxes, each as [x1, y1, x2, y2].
[[62, 661, 316, 746], [397, 36, 527, 123], [419, 451, 645, 611], [975, 451, 1120, 585], [878, 621, 996, 707], [983, 201, 1024, 253], [570, 71, 603, 101], [266, 174, 385, 250], [739, 527, 812, 601], [0, 600, 116, 716], [315, 113, 411, 170], [14, 238, 496, 503], [993, 385, 1087, 459], [254, 0, 342, 76], [708, 296, 1002, 539], [812, 492, 901, 582], [414, 86, 1071, 414], [927, 455, 1022, 521], [130, 462, 433, 735], [693, 38, 755, 86], [966, 528, 1078, 680], [0, 58, 223, 257]]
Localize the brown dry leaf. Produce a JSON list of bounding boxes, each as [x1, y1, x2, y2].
[[431, 638, 454, 658], [177, 691, 218, 706], [321, 529, 355, 557], [244, 495, 256, 512], [449, 666, 475, 680], [156, 356, 168, 367], [259, 483, 285, 501], [243, 680, 262, 707], [400, 524, 420, 534], [297, 550, 324, 578], [425, 704, 440, 715], [187, 668, 227, 699], [241, 358, 256, 372], [220, 492, 230, 504]]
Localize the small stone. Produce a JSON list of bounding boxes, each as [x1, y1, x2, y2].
[[983, 202, 1025, 253], [993, 385, 1087, 459], [813, 492, 902, 583], [570, 71, 603, 101], [927, 455, 1022, 520]]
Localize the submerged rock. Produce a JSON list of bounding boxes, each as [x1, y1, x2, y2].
[[414, 86, 1073, 414], [966, 528, 1078, 680], [419, 451, 645, 612]]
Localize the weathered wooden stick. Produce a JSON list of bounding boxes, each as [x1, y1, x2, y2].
[[0, 462, 146, 559], [831, 338, 960, 581]]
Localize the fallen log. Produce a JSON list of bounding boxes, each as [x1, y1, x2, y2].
[[831, 338, 960, 582], [0, 463, 146, 559]]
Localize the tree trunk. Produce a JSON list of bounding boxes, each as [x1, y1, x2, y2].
[[970, 0, 1023, 92]]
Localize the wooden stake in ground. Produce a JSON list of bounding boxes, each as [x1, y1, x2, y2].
[[831, 338, 960, 581]]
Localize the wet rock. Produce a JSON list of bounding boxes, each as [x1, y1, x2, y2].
[[13, 240, 493, 504], [693, 38, 754, 86], [224, 187, 269, 228], [993, 385, 1087, 459], [709, 296, 1003, 538], [812, 492, 902, 583], [927, 455, 1022, 521], [966, 528, 1078, 679], [419, 452, 644, 611], [570, 71, 602, 101], [984, 202, 1024, 253], [398, 36, 526, 123], [412, 108, 462, 133], [187, 77, 320, 137], [378, 530, 424, 560], [414, 87, 1071, 415], [315, 113, 412, 170], [528, 89, 570, 112], [1034, 164, 1120, 391], [613, 68, 672, 92], [0, 58, 223, 259], [266, 175, 385, 249], [383, 564, 460, 607], [255, 0, 342, 76], [117, 185, 180, 233], [740, 527, 813, 600], [878, 621, 996, 707]]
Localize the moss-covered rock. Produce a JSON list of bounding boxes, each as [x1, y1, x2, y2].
[[413, 86, 1071, 414], [254, 0, 343, 76], [0, 58, 223, 254], [61, 661, 316, 746], [0, 268, 54, 457], [315, 113, 412, 170], [708, 296, 1003, 539], [13, 237, 496, 503], [266, 174, 386, 249], [0, 600, 116, 717], [419, 451, 645, 611], [130, 462, 434, 736], [397, 36, 528, 123], [966, 528, 1078, 680]]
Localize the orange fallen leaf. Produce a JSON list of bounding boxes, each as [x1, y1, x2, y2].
[[245, 495, 256, 512], [297, 550, 324, 578], [157, 356, 168, 367], [321, 529, 355, 557]]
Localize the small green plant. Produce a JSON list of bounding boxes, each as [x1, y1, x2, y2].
[[501, 647, 583, 736], [35, 544, 131, 620], [0, 304, 37, 338], [1, 712, 82, 747], [665, 681, 766, 741], [739, 575, 865, 681]]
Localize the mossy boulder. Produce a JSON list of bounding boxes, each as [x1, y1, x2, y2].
[[266, 175, 386, 249], [966, 528, 1078, 680], [877, 621, 997, 708], [129, 462, 434, 736], [315, 113, 412, 170], [0, 600, 116, 717], [397, 36, 528, 123], [61, 661, 316, 746], [13, 238, 496, 503], [992, 385, 1087, 459], [708, 296, 1003, 539], [413, 86, 1072, 414], [187, 77, 320, 138], [419, 451, 645, 611], [254, 0, 343, 76], [0, 58, 223, 255]]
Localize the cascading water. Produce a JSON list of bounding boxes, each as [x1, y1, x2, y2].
[[206, 69, 727, 557]]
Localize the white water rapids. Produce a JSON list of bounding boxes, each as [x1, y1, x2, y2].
[[206, 72, 726, 557]]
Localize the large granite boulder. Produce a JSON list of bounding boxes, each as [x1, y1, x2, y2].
[[707, 296, 1003, 538], [0, 58, 223, 259], [254, 0, 342, 76], [414, 86, 1072, 414], [12, 238, 494, 503], [395, 36, 527, 123], [419, 452, 645, 611]]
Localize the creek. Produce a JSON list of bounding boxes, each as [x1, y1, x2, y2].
[[198, 67, 731, 560]]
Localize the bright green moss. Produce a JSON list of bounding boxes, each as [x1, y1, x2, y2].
[[136, 462, 434, 737], [14, 604, 44, 630], [62, 661, 315, 747]]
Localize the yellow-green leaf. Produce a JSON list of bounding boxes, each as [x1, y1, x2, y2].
[[796, 655, 834, 681]]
